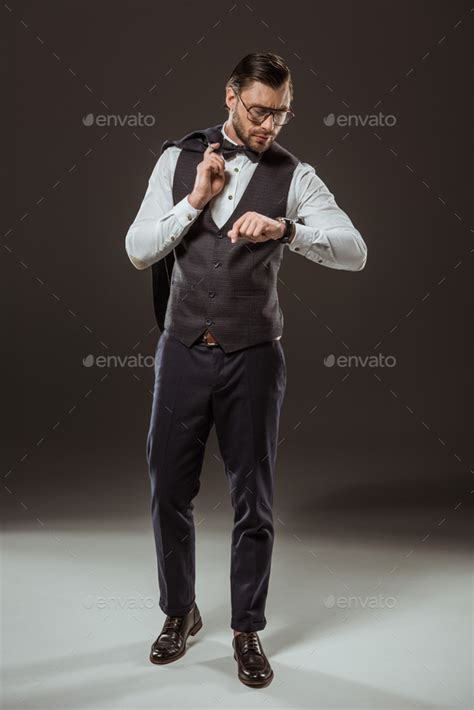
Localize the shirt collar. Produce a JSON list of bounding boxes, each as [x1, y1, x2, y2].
[[221, 121, 239, 146]]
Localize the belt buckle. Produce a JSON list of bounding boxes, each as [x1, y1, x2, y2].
[[202, 329, 219, 347]]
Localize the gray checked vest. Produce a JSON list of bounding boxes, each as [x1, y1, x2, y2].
[[151, 122, 300, 353]]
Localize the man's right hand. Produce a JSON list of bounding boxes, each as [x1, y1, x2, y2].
[[187, 142, 226, 210]]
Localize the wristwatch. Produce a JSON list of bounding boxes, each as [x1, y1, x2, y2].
[[276, 217, 295, 243]]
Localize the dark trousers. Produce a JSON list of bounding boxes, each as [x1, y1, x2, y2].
[[146, 328, 287, 632]]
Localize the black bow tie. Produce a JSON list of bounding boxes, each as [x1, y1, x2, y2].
[[217, 138, 262, 163]]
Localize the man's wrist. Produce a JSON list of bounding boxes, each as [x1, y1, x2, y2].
[[276, 217, 296, 243], [187, 193, 207, 210]]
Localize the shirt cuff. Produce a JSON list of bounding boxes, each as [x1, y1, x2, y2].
[[288, 223, 331, 261], [172, 195, 203, 229]]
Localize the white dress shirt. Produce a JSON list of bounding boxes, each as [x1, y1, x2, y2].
[[125, 122, 367, 272]]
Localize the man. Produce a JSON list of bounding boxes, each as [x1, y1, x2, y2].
[[125, 52, 367, 688]]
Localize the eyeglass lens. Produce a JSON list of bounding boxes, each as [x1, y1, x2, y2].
[[248, 106, 292, 125]]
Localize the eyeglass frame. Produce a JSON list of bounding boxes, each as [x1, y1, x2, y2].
[[235, 91, 295, 126]]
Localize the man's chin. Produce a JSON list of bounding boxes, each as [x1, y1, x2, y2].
[[252, 134, 271, 147], [250, 136, 272, 152]]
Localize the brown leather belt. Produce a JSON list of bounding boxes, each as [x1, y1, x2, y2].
[[199, 330, 281, 347], [199, 329, 220, 346]]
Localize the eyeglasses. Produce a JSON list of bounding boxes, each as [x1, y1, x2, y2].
[[236, 92, 295, 126]]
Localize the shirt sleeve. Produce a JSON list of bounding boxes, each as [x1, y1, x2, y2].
[[286, 162, 367, 271], [124, 147, 203, 270]]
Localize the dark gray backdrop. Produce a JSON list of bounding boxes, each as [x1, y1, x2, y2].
[[3, 2, 472, 555]]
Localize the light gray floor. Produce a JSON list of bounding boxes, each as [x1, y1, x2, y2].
[[2, 505, 472, 709]]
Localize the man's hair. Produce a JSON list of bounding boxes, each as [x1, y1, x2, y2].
[[224, 52, 293, 104]]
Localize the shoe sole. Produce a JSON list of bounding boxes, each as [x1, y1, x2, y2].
[[233, 652, 274, 688], [149, 617, 203, 665]]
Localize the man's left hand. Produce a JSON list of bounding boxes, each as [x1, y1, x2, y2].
[[227, 212, 284, 244]]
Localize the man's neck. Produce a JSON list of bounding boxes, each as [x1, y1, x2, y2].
[[222, 119, 244, 146]]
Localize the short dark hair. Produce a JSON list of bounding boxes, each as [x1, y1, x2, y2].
[[225, 52, 293, 103]]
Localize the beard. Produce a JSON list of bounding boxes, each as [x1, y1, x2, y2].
[[230, 111, 273, 152]]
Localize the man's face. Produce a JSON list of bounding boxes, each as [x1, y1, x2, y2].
[[225, 80, 292, 153]]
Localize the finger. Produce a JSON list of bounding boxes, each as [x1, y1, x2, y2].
[[203, 155, 225, 177], [227, 213, 246, 240], [209, 154, 225, 170], [204, 153, 224, 172], [229, 217, 251, 241], [247, 216, 267, 241], [245, 220, 262, 241], [236, 216, 255, 240], [207, 153, 225, 171], [209, 163, 224, 180], [205, 143, 223, 160], [239, 216, 254, 238], [252, 220, 265, 237]]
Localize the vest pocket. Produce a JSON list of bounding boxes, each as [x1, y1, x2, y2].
[[230, 289, 266, 297], [170, 279, 198, 290]]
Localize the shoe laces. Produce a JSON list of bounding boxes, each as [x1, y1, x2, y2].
[[163, 615, 183, 635], [238, 631, 262, 654]]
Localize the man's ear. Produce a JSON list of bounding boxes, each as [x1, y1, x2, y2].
[[225, 87, 237, 113]]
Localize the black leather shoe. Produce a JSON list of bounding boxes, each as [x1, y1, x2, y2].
[[150, 603, 202, 665], [232, 631, 274, 687]]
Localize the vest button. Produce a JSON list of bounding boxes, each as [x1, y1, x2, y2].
[[208, 291, 215, 298], [205, 318, 212, 325], [213, 261, 221, 268]]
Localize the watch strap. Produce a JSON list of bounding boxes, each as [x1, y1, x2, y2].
[[277, 217, 294, 243]]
